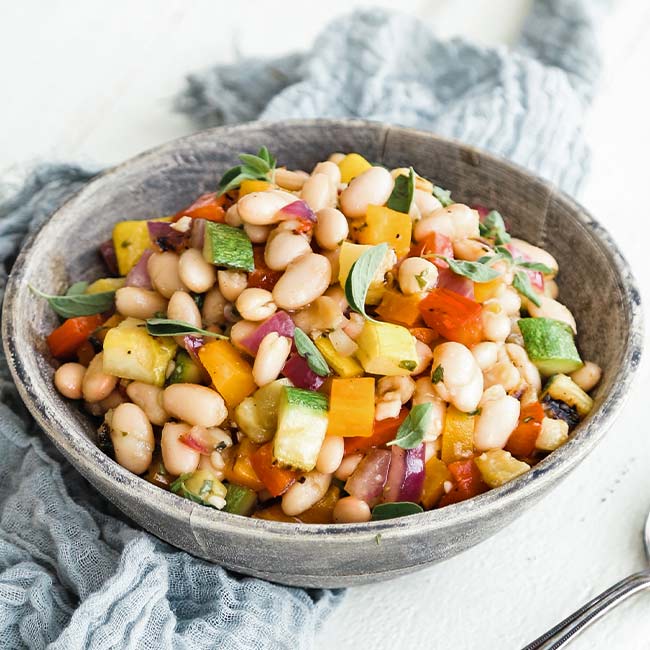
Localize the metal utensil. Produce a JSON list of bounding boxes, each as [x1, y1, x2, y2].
[[524, 512, 650, 648]]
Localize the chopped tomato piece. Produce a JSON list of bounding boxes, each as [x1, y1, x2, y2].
[[409, 327, 437, 345], [248, 247, 283, 291], [409, 232, 453, 269], [438, 458, 488, 507], [506, 401, 545, 457], [344, 408, 408, 454], [46, 315, 104, 360], [173, 192, 227, 222], [250, 442, 298, 497], [419, 288, 483, 347]]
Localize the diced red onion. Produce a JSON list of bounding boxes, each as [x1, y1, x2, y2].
[[276, 199, 317, 223], [472, 204, 490, 220], [506, 243, 544, 292], [180, 426, 226, 455], [242, 311, 295, 354], [282, 354, 325, 391], [147, 221, 187, 253], [437, 267, 475, 299], [383, 444, 426, 503], [190, 218, 206, 250], [180, 432, 208, 454], [99, 239, 118, 276], [183, 335, 204, 364], [125, 249, 153, 289], [345, 448, 392, 507]]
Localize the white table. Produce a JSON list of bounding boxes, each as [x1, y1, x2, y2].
[[2, 1, 649, 648]]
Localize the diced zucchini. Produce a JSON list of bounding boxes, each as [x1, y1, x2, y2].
[[536, 417, 570, 451], [337, 241, 394, 304], [355, 320, 418, 376], [171, 469, 227, 509], [273, 386, 328, 471], [103, 317, 176, 386], [541, 373, 594, 417], [314, 336, 364, 378], [167, 349, 204, 385], [223, 483, 258, 516], [518, 317, 583, 376], [235, 379, 292, 443], [112, 217, 171, 275], [203, 222, 254, 271], [85, 278, 126, 294], [474, 450, 530, 488]]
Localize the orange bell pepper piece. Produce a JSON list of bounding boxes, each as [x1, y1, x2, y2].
[[419, 288, 483, 347], [327, 377, 375, 438], [253, 503, 300, 523], [409, 232, 453, 269], [223, 438, 265, 491], [248, 247, 283, 291], [473, 278, 503, 303], [505, 401, 545, 457], [375, 290, 423, 328], [173, 192, 226, 222], [409, 327, 437, 345], [344, 408, 408, 454], [441, 405, 476, 464], [438, 458, 488, 507], [250, 442, 298, 497], [420, 456, 452, 509], [238, 179, 271, 196], [46, 314, 104, 360], [299, 485, 341, 524]]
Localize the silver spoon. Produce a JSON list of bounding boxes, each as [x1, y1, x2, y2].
[[523, 512, 650, 649]]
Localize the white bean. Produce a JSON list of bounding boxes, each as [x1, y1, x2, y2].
[[236, 288, 277, 321], [225, 204, 242, 227], [412, 377, 446, 441], [264, 230, 311, 271], [413, 204, 479, 242], [322, 248, 340, 284], [414, 189, 442, 219], [471, 342, 500, 370], [126, 381, 168, 426], [244, 222, 272, 244], [398, 257, 438, 295], [474, 394, 521, 451], [570, 361, 602, 392], [314, 208, 349, 250], [252, 332, 292, 386], [527, 296, 577, 333], [237, 190, 296, 226], [115, 287, 167, 320], [162, 384, 227, 427], [411, 339, 434, 375], [167, 290, 201, 327], [545, 279, 559, 299], [506, 343, 542, 394], [275, 168, 309, 191], [316, 436, 345, 475], [332, 496, 371, 523], [54, 363, 86, 399], [202, 287, 227, 327], [147, 252, 187, 299], [339, 167, 394, 218], [312, 161, 342, 186], [272, 253, 331, 310], [179, 248, 216, 293], [217, 270, 248, 302], [328, 152, 345, 164], [229, 319, 258, 352], [509, 238, 558, 276], [453, 238, 489, 262], [82, 353, 118, 403], [281, 471, 332, 516], [110, 403, 154, 474], [335, 453, 363, 481], [291, 296, 345, 334], [161, 421, 200, 476], [301, 173, 335, 212], [481, 304, 511, 342], [431, 342, 483, 413]]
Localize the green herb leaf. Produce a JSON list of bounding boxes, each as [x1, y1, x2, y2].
[[344, 243, 389, 321], [387, 167, 415, 213], [217, 147, 277, 196], [371, 502, 424, 521], [387, 403, 433, 449], [512, 270, 542, 307], [66, 281, 89, 296], [257, 146, 276, 168], [170, 473, 204, 505], [432, 185, 453, 207], [30, 285, 115, 319], [438, 257, 501, 283], [516, 260, 554, 274], [479, 210, 511, 244], [431, 364, 444, 384], [477, 245, 514, 267], [467, 407, 482, 416], [398, 360, 417, 371], [238, 153, 271, 176], [145, 318, 228, 339], [294, 327, 331, 377]]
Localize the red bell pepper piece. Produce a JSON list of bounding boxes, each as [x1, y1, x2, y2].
[[250, 442, 298, 497], [173, 192, 226, 223], [439, 458, 488, 507], [419, 288, 483, 347], [344, 408, 409, 455], [409, 232, 453, 269], [46, 315, 104, 360], [248, 247, 283, 291], [505, 401, 545, 457]]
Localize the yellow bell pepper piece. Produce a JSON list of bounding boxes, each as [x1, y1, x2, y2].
[[355, 320, 418, 376], [441, 406, 475, 464], [198, 340, 256, 409], [314, 336, 363, 378], [473, 278, 503, 303], [338, 153, 372, 183], [239, 179, 271, 196], [112, 217, 172, 276], [354, 205, 412, 259], [85, 277, 126, 294], [420, 457, 452, 508], [327, 377, 375, 438], [375, 289, 423, 328]]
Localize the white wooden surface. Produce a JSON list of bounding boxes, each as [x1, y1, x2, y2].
[[1, 1, 649, 648]]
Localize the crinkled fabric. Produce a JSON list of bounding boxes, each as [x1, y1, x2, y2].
[[1, 2, 607, 649]]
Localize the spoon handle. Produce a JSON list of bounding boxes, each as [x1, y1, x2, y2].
[[522, 570, 650, 649]]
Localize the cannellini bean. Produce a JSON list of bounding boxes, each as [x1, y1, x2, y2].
[[491, 285, 521, 315], [197, 453, 225, 480], [252, 332, 292, 386], [167, 291, 201, 327], [527, 296, 577, 333], [314, 208, 349, 250], [453, 238, 490, 261], [481, 304, 511, 342], [202, 287, 227, 327], [398, 257, 438, 295], [322, 248, 340, 284], [375, 376, 415, 421], [147, 252, 187, 299], [483, 347, 521, 392], [545, 279, 559, 299], [126, 381, 168, 426], [332, 496, 371, 523], [110, 403, 154, 474], [312, 161, 342, 186], [229, 320, 258, 352], [115, 287, 167, 320], [324, 285, 348, 312], [413, 204, 479, 242], [264, 230, 311, 271], [244, 223, 272, 244], [506, 343, 541, 394], [162, 384, 227, 427], [237, 190, 296, 225], [82, 353, 118, 403], [474, 393, 520, 451], [343, 312, 365, 340], [161, 421, 200, 476], [510, 238, 558, 276], [301, 173, 335, 212], [292, 296, 345, 334], [316, 436, 345, 474], [275, 168, 309, 191], [471, 342, 501, 371], [217, 270, 248, 302], [412, 377, 446, 441], [236, 288, 277, 321], [339, 167, 394, 218], [54, 362, 86, 399], [570, 361, 602, 392], [335, 454, 363, 481], [411, 340, 434, 375], [431, 342, 483, 412], [178, 248, 216, 293], [414, 189, 442, 219], [225, 204, 242, 227], [328, 152, 345, 164], [281, 471, 332, 516], [272, 253, 331, 310]]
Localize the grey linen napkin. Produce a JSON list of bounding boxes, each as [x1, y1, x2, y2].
[[0, 2, 607, 648]]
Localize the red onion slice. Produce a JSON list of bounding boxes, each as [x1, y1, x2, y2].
[[125, 249, 153, 289], [190, 218, 206, 250], [242, 311, 295, 354], [282, 355, 325, 391], [383, 444, 425, 503], [99, 239, 118, 276], [276, 199, 317, 223], [437, 267, 475, 299], [183, 335, 204, 364], [147, 221, 188, 253], [345, 448, 392, 507]]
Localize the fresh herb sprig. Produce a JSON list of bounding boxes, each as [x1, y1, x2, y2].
[[294, 327, 330, 377], [435, 257, 501, 283], [432, 185, 453, 207], [387, 403, 433, 449], [145, 318, 228, 339], [217, 146, 277, 196], [387, 167, 415, 213], [479, 210, 511, 244], [30, 285, 115, 319], [344, 243, 389, 321], [371, 502, 424, 520]]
